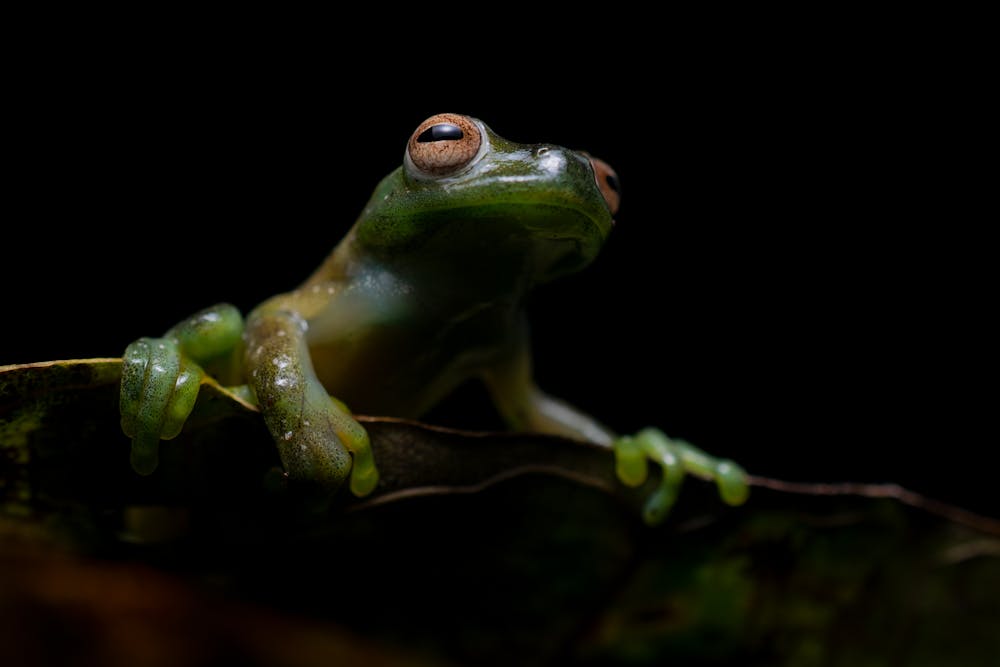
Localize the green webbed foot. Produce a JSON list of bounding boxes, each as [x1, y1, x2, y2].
[[119, 304, 244, 475], [614, 428, 749, 525]]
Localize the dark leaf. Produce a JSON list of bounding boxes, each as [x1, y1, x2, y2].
[[1, 359, 998, 666]]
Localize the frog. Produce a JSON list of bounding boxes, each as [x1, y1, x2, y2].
[[119, 112, 748, 524]]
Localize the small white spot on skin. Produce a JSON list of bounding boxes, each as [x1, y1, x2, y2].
[[303, 419, 311, 426], [283, 431, 293, 441], [327, 286, 336, 295], [276, 330, 286, 337], [266, 350, 298, 390], [254, 345, 264, 358], [311, 284, 322, 294], [299, 444, 307, 451], [157, 343, 166, 351]]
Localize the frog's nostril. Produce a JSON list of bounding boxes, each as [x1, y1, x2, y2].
[[587, 155, 620, 216]]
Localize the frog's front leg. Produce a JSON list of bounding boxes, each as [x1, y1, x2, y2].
[[244, 302, 378, 497], [120, 304, 244, 474], [482, 323, 749, 524]]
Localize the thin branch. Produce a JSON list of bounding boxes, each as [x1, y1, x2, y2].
[[348, 464, 617, 512], [748, 475, 1000, 538]]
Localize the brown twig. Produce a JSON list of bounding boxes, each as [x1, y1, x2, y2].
[[747, 475, 1000, 537]]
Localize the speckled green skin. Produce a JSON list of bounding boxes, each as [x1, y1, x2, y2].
[[119, 115, 747, 521]]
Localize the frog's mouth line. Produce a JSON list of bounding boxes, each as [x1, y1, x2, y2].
[[422, 185, 614, 233], [429, 200, 613, 246]]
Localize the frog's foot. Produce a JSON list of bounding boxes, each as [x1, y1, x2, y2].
[[248, 350, 379, 500], [119, 304, 244, 476], [265, 397, 379, 499], [614, 428, 749, 525], [120, 337, 203, 475], [243, 306, 379, 500]]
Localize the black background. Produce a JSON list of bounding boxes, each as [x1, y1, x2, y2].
[[2, 33, 993, 517]]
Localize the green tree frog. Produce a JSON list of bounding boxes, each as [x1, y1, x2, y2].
[[119, 113, 748, 524]]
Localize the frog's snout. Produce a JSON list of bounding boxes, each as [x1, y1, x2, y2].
[[586, 155, 620, 218]]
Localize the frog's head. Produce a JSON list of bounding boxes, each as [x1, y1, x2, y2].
[[354, 113, 619, 284]]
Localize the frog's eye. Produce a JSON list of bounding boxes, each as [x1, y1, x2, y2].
[[588, 155, 621, 216], [406, 113, 483, 177]]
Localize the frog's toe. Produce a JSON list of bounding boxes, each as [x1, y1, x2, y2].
[[129, 431, 160, 476], [613, 435, 649, 487], [120, 337, 152, 439], [714, 458, 751, 506], [349, 453, 379, 497], [642, 479, 680, 525], [328, 406, 379, 497], [632, 429, 686, 525], [120, 337, 203, 475]]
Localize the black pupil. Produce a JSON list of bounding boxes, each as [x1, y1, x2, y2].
[[417, 124, 464, 143]]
